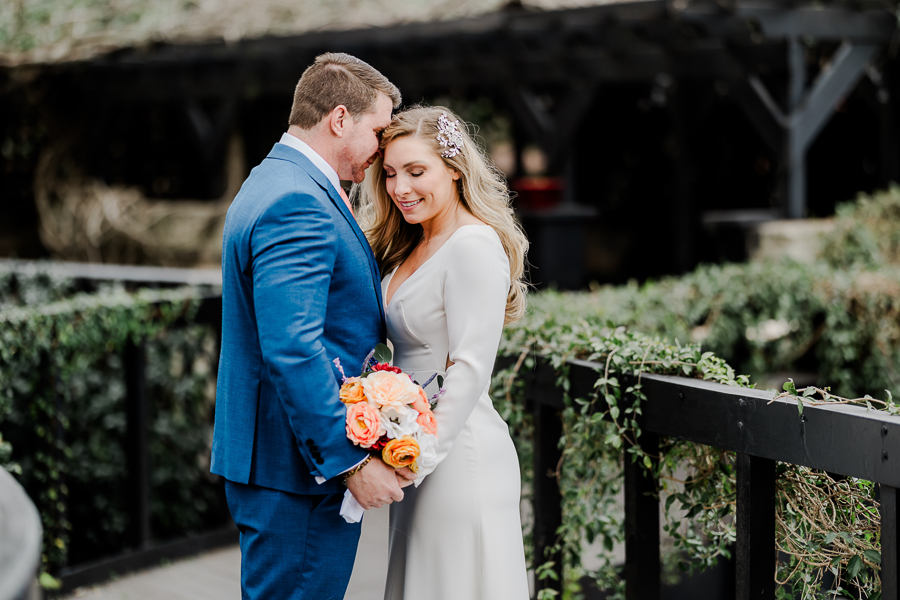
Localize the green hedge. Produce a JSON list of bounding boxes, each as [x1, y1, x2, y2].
[[493, 188, 900, 599], [0, 271, 226, 576]]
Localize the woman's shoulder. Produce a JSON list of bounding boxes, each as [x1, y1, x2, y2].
[[440, 224, 509, 276], [443, 224, 503, 254]]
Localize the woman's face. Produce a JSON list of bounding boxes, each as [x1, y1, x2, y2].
[[382, 135, 460, 226]]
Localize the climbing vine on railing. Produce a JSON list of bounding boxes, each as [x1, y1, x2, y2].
[[493, 295, 895, 600], [494, 255, 900, 598], [0, 276, 213, 576]]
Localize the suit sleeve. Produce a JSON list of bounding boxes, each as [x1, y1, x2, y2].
[[250, 192, 368, 481], [416, 230, 510, 481]]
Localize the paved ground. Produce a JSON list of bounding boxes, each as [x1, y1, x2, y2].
[[62, 506, 392, 600]]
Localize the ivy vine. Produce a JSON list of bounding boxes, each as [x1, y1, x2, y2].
[[490, 188, 900, 599], [0, 269, 220, 579]]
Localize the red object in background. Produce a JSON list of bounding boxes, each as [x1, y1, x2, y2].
[[511, 177, 565, 210]]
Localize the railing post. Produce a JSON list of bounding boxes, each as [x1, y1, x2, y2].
[[735, 453, 776, 600], [123, 339, 150, 549], [881, 485, 899, 600], [533, 400, 563, 597], [624, 431, 660, 600]]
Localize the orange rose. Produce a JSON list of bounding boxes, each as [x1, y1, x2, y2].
[[412, 387, 430, 414], [340, 377, 366, 404], [346, 403, 384, 448], [362, 371, 421, 409], [416, 409, 438, 436], [382, 435, 420, 470]]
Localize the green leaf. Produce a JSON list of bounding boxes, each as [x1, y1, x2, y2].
[[847, 555, 863, 579], [373, 343, 392, 364], [864, 549, 881, 564], [796, 396, 804, 416], [39, 573, 62, 590], [783, 379, 797, 395], [437, 375, 444, 389], [824, 532, 837, 545], [802, 386, 816, 397]]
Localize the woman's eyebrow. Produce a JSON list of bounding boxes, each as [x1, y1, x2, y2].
[[403, 161, 426, 168]]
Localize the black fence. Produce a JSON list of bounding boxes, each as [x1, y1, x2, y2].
[[520, 356, 900, 600], [0, 467, 42, 600], [7, 261, 900, 598]]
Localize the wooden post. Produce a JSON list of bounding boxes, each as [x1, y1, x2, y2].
[[735, 453, 776, 600], [533, 400, 563, 597], [624, 431, 660, 600], [881, 485, 899, 600], [124, 339, 151, 549]]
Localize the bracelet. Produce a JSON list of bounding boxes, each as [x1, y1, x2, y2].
[[342, 455, 372, 486]]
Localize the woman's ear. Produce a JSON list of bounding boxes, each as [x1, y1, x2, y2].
[[451, 169, 461, 181]]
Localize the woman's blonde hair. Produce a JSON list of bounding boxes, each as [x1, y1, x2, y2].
[[357, 106, 529, 323]]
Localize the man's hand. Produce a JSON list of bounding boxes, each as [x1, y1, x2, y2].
[[395, 466, 416, 488], [346, 458, 404, 509]]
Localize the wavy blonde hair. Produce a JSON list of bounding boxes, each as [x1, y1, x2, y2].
[[357, 106, 529, 323]]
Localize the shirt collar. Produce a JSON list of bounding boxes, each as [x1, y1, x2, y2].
[[278, 132, 342, 197]]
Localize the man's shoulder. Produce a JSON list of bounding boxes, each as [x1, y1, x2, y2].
[[231, 153, 330, 214]]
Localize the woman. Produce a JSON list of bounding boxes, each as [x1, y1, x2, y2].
[[358, 106, 530, 599]]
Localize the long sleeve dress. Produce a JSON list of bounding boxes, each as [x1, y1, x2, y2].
[[381, 224, 530, 600]]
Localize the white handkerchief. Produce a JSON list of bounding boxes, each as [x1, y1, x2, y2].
[[340, 489, 365, 523]]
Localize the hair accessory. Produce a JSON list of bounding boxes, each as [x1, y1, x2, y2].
[[437, 112, 464, 159]]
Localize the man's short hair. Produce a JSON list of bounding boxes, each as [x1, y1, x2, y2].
[[288, 52, 401, 129]]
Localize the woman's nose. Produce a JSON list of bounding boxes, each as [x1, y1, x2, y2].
[[394, 178, 411, 196]]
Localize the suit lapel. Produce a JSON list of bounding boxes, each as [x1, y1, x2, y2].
[[267, 144, 386, 326]]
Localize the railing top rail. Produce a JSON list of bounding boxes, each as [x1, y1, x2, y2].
[[0, 259, 222, 287], [0, 468, 42, 600], [522, 356, 900, 487]]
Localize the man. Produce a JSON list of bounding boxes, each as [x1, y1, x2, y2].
[[211, 53, 410, 599]]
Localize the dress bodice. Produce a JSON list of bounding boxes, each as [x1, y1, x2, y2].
[[381, 225, 511, 480]]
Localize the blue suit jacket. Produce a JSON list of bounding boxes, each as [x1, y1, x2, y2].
[[211, 143, 384, 496]]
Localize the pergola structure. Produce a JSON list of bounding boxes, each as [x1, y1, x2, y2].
[[4, 0, 898, 283]]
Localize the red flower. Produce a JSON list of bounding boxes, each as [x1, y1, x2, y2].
[[370, 436, 390, 452], [372, 362, 403, 374]]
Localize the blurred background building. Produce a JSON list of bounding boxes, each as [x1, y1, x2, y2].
[[2, 0, 898, 288]]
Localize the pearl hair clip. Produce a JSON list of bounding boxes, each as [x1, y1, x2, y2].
[[437, 112, 464, 159]]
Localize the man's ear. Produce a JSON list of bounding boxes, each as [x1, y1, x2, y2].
[[328, 105, 350, 138]]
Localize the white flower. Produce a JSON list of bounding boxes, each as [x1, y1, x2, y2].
[[415, 432, 438, 473], [380, 404, 421, 440]]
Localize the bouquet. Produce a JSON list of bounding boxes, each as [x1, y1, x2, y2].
[[335, 343, 444, 522]]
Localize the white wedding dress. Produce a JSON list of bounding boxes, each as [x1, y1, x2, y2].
[[381, 224, 530, 600]]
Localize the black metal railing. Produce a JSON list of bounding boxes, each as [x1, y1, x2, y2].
[[0, 467, 43, 600], [0, 260, 232, 593], [520, 357, 900, 600], [52, 294, 230, 594]]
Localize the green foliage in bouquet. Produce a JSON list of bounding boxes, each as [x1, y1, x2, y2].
[[492, 187, 900, 599]]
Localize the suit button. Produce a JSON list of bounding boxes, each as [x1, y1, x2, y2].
[[306, 439, 314, 447], [315, 457, 324, 465]]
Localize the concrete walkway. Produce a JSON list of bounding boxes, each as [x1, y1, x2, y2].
[[62, 506, 392, 600]]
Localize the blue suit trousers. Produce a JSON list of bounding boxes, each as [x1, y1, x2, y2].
[[225, 481, 362, 600]]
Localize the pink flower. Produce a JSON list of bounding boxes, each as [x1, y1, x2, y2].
[[412, 387, 431, 415], [416, 409, 438, 437], [346, 403, 384, 448], [361, 371, 422, 409]]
